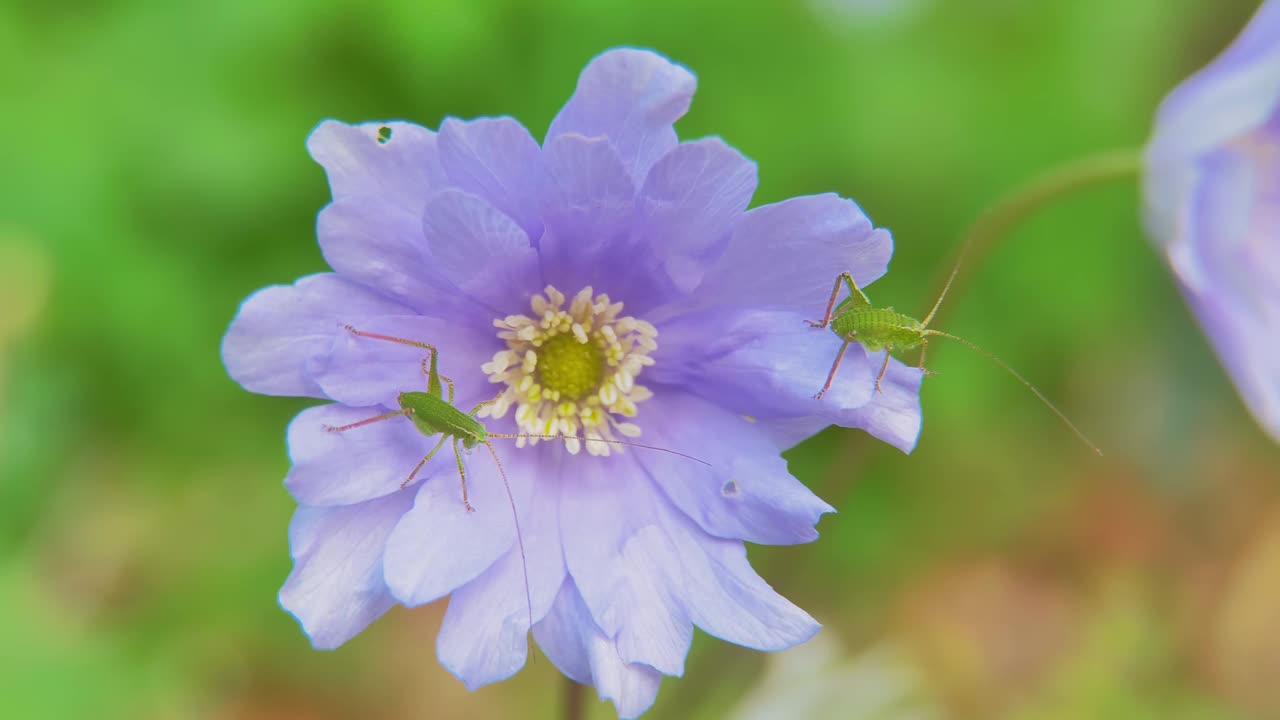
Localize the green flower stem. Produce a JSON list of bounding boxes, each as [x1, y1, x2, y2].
[[922, 149, 1144, 328], [564, 676, 586, 720]]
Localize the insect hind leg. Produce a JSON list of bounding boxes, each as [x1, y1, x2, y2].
[[344, 324, 450, 399], [916, 338, 939, 380], [417, 356, 456, 403], [874, 349, 893, 394]]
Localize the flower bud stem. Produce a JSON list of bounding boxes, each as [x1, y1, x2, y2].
[[564, 676, 586, 720], [924, 149, 1143, 328]]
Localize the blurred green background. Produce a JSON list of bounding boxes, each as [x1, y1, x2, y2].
[[2, 0, 1277, 718]]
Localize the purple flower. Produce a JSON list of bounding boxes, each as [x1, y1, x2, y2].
[[222, 48, 921, 718], [1145, 1, 1280, 441]]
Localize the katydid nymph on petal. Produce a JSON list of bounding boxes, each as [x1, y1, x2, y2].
[[321, 325, 712, 627], [807, 268, 1103, 456]]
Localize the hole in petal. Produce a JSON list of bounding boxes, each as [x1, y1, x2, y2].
[[721, 480, 739, 497], [376, 126, 392, 144]]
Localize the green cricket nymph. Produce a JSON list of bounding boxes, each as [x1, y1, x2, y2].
[[319, 325, 711, 633], [808, 271, 1103, 455], [324, 325, 703, 507]]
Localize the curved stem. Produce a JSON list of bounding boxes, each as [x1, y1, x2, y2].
[[922, 149, 1143, 328], [563, 676, 586, 720]]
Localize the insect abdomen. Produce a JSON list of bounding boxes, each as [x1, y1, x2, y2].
[[399, 391, 487, 442], [831, 307, 924, 351]]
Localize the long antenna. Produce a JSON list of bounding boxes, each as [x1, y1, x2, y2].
[[921, 244, 966, 329], [924, 330, 1102, 456], [487, 433, 711, 466], [481, 440, 534, 634]]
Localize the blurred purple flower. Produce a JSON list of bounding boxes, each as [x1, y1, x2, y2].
[[1145, 1, 1280, 440], [221, 48, 920, 717]]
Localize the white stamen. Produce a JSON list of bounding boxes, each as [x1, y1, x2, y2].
[[482, 284, 658, 456]]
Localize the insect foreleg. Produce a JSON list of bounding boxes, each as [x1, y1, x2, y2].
[[468, 389, 508, 416], [806, 272, 871, 329], [342, 325, 437, 352], [452, 439, 475, 513], [806, 272, 849, 329], [814, 339, 852, 400], [401, 434, 450, 489]]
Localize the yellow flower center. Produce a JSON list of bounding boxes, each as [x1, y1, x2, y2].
[[480, 285, 657, 456], [537, 332, 604, 401]]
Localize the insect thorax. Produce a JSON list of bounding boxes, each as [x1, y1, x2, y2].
[[399, 391, 487, 442], [831, 307, 925, 351]]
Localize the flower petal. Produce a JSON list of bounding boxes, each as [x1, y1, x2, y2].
[[740, 352, 923, 454], [312, 314, 496, 410], [588, 628, 666, 720], [538, 133, 644, 296], [637, 138, 758, 292], [307, 120, 448, 214], [610, 525, 693, 677], [652, 307, 878, 421], [438, 116, 546, 244], [317, 199, 480, 321], [634, 391, 834, 545], [668, 522, 822, 652], [540, 133, 637, 237], [1148, 1, 1280, 162], [1185, 291, 1280, 440], [422, 189, 541, 313], [383, 446, 534, 607], [284, 404, 443, 506], [836, 353, 925, 453], [533, 579, 665, 720], [1142, 2, 1280, 441], [1168, 144, 1280, 439], [547, 48, 696, 183], [435, 465, 566, 689], [434, 550, 532, 690], [531, 579, 595, 685], [688, 350, 921, 455], [562, 454, 819, 662], [278, 489, 415, 649], [221, 273, 409, 398], [684, 193, 892, 316], [559, 455, 693, 677]]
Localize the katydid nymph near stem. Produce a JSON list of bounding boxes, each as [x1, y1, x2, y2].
[[320, 325, 712, 626], [806, 266, 1103, 456]]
